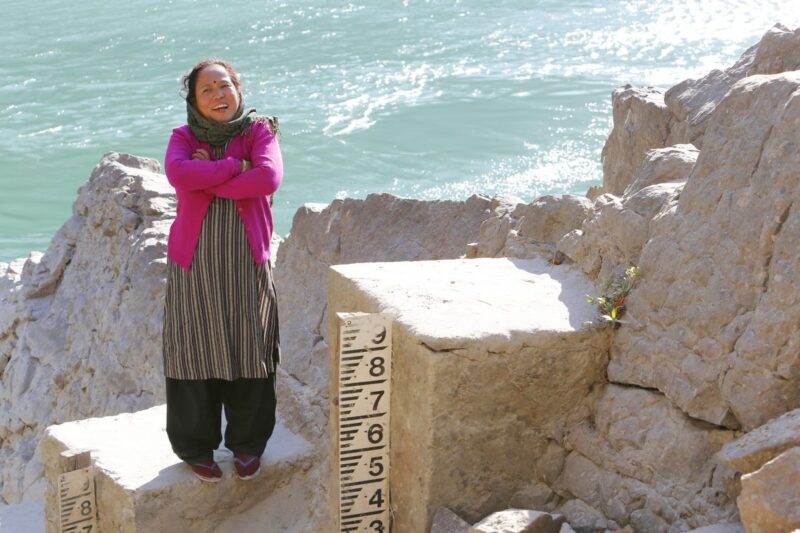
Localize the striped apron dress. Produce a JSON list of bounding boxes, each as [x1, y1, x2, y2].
[[161, 145, 281, 381]]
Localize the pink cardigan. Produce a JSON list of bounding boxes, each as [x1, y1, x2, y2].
[[163, 120, 283, 271]]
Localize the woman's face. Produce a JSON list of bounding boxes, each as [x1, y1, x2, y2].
[[194, 64, 241, 123]]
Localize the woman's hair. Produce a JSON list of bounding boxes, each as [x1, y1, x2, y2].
[[179, 58, 279, 138]]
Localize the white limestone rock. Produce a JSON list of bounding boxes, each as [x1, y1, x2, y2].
[[430, 506, 472, 533], [736, 446, 800, 532], [471, 195, 525, 258], [557, 194, 644, 283], [748, 23, 800, 75], [664, 44, 757, 149], [718, 408, 800, 474], [685, 522, 745, 533], [534, 442, 568, 486], [584, 186, 603, 202], [600, 23, 800, 199], [601, 86, 673, 196], [511, 195, 594, 247], [556, 385, 738, 530], [666, 23, 800, 149], [609, 71, 800, 430], [557, 183, 682, 285], [555, 499, 610, 532], [509, 482, 556, 513], [504, 195, 593, 260], [520, 27, 800, 532], [556, 143, 693, 285], [621, 144, 698, 198], [0, 258, 27, 379], [472, 195, 593, 262], [469, 509, 565, 533]]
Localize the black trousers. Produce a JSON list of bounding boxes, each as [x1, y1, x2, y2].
[[165, 372, 277, 463]]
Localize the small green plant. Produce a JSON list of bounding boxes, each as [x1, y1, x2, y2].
[[586, 265, 641, 328]]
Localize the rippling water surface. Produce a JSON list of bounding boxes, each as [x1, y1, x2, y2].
[[2, 1, 799, 260]]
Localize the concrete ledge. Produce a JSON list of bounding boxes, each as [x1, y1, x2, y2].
[[332, 256, 602, 352], [328, 256, 611, 532], [41, 404, 313, 532]]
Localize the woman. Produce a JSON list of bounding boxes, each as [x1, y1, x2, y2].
[[161, 58, 283, 483]]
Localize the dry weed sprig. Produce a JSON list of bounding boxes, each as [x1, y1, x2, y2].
[[586, 265, 640, 328]]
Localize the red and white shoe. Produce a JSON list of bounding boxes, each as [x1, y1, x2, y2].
[[233, 453, 262, 480], [187, 459, 223, 483]]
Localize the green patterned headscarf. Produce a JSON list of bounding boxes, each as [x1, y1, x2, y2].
[[186, 98, 257, 147]]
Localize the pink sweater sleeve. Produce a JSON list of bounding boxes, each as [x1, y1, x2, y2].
[[205, 122, 283, 200], [164, 128, 241, 191]]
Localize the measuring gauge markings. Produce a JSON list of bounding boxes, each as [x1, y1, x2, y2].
[[335, 313, 392, 532], [58, 466, 98, 532]]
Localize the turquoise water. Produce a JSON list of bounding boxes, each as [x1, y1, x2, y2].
[[2, 1, 799, 261]]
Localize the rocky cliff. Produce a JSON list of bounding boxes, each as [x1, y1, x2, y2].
[[471, 22, 800, 531]]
